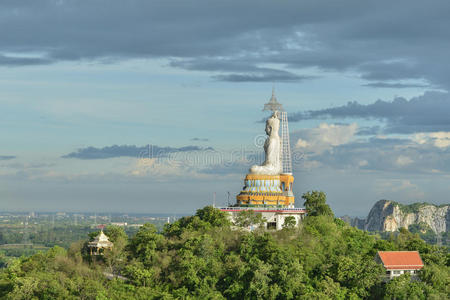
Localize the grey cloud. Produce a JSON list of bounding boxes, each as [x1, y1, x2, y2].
[[191, 138, 209, 142], [62, 144, 213, 159], [290, 91, 450, 134], [173, 59, 314, 82], [356, 126, 381, 136], [213, 72, 311, 83], [358, 61, 425, 82], [3, 162, 55, 169], [0, 155, 16, 160], [170, 59, 255, 72], [0, 55, 52, 66], [2, 1, 450, 88], [362, 82, 430, 89], [309, 136, 450, 174]]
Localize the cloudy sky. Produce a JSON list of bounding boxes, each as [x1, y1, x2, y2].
[[1, 0, 450, 216]]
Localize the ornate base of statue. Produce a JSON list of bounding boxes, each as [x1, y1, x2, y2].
[[236, 174, 295, 206]]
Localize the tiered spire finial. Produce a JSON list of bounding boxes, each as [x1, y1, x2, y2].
[[263, 87, 284, 112]]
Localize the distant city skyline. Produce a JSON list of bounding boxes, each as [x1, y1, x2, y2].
[[1, 1, 450, 216]]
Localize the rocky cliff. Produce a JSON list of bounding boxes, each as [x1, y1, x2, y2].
[[364, 200, 450, 233], [340, 215, 365, 229]]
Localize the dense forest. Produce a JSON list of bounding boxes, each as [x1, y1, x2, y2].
[[0, 214, 166, 260], [0, 191, 448, 299]]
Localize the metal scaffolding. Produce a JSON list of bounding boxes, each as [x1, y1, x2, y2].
[[280, 111, 292, 174]]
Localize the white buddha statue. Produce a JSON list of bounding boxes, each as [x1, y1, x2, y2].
[[250, 112, 282, 175]]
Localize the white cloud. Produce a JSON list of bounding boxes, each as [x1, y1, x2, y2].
[[358, 160, 369, 167], [375, 179, 425, 200], [299, 160, 322, 170], [413, 132, 450, 148], [294, 123, 358, 154], [295, 139, 309, 148], [395, 155, 413, 166], [128, 157, 200, 179]]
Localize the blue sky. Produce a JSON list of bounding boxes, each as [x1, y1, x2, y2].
[[1, 0, 450, 216]]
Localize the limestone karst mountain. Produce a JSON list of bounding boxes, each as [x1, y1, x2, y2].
[[364, 200, 449, 233]]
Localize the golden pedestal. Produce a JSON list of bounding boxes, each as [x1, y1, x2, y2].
[[236, 174, 294, 206]]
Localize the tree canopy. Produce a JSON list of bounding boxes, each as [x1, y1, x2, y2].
[[302, 190, 334, 217], [0, 194, 448, 299]]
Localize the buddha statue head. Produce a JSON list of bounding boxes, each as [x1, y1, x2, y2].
[[265, 112, 280, 137]]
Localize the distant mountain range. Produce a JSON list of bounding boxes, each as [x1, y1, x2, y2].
[[341, 200, 450, 234]]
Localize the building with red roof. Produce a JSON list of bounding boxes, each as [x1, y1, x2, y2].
[[376, 251, 424, 280]]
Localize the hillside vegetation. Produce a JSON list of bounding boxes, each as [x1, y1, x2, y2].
[[0, 192, 449, 299], [394, 201, 448, 214]]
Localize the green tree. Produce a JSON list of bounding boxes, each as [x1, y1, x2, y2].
[[384, 273, 425, 300], [282, 216, 296, 229], [302, 191, 334, 217], [331, 255, 383, 298], [233, 210, 266, 229], [105, 225, 128, 244], [123, 261, 155, 287], [420, 264, 450, 295], [195, 206, 231, 228], [128, 223, 165, 267], [0, 252, 8, 269], [104, 225, 128, 275]]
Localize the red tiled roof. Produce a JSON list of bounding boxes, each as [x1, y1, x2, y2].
[[377, 251, 424, 270]]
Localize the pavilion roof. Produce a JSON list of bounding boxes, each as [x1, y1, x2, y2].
[[88, 230, 113, 248], [377, 251, 424, 270]]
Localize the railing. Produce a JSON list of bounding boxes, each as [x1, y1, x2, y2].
[[218, 206, 307, 212]]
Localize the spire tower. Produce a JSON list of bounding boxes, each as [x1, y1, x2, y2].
[[263, 87, 284, 112], [280, 111, 292, 174]]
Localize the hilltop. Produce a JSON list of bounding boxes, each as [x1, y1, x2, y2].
[[0, 192, 449, 299]]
